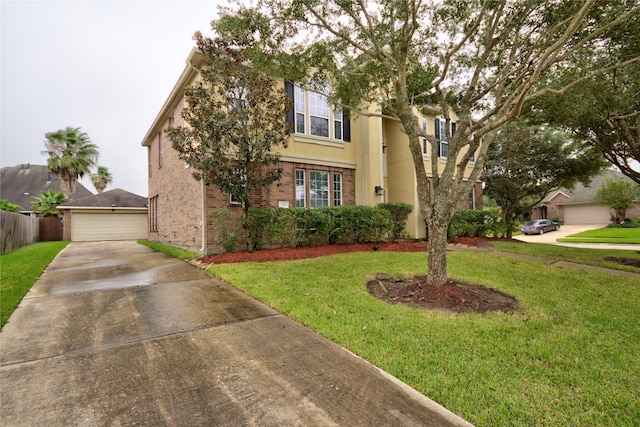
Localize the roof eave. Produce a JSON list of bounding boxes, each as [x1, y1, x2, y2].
[[141, 48, 206, 147]]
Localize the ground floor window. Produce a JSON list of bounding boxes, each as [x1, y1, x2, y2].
[[333, 172, 342, 206], [469, 187, 475, 210], [310, 170, 329, 207], [295, 169, 306, 207], [149, 195, 159, 232]]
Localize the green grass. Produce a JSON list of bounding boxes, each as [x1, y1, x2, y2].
[[0, 241, 69, 328], [490, 241, 640, 273], [557, 227, 640, 244], [207, 250, 640, 426], [138, 240, 200, 260]]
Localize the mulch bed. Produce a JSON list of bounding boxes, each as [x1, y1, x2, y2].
[[200, 237, 522, 313]]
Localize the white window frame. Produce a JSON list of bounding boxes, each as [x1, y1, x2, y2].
[[295, 169, 306, 207], [293, 84, 343, 141], [333, 172, 343, 206], [309, 170, 329, 207]]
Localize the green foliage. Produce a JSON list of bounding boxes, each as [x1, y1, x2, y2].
[[0, 199, 21, 213], [30, 190, 67, 217], [216, 206, 394, 252], [137, 240, 200, 261], [448, 209, 490, 240], [595, 177, 640, 223], [44, 126, 99, 197], [210, 209, 241, 252], [209, 248, 640, 425], [167, 29, 291, 225], [90, 165, 113, 193], [482, 119, 606, 237], [377, 202, 413, 241], [608, 219, 640, 229], [1, 241, 69, 328]]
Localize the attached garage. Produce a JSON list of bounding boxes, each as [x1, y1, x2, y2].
[[59, 188, 148, 242], [562, 203, 611, 225]]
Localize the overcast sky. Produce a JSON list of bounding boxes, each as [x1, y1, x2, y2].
[[1, 0, 226, 197]]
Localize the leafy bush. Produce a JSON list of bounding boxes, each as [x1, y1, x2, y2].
[[210, 209, 240, 252], [245, 208, 279, 251], [0, 199, 20, 213], [607, 218, 640, 228], [377, 202, 413, 241], [449, 209, 490, 239]]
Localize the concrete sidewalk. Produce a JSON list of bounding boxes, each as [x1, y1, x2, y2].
[[1, 241, 472, 427]]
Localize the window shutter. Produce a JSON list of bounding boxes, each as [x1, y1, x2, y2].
[[451, 122, 456, 137], [434, 118, 440, 140], [285, 81, 295, 131], [343, 109, 351, 142], [423, 138, 427, 154], [437, 141, 441, 157]]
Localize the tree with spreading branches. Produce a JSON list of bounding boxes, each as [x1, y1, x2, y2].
[[482, 120, 606, 237], [166, 33, 291, 249], [213, 0, 639, 285]]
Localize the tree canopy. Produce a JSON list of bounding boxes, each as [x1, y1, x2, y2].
[[90, 166, 113, 193], [167, 31, 291, 238], [31, 190, 67, 217], [595, 177, 640, 223], [43, 127, 99, 198], [212, 0, 639, 284], [482, 120, 606, 236]]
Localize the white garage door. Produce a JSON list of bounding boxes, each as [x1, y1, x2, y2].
[[71, 211, 148, 241], [563, 204, 611, 225]]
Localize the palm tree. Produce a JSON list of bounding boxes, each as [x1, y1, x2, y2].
[[90, 166, 113, 193], [44, 127, 99, 198], [31, 190, 67, 217]]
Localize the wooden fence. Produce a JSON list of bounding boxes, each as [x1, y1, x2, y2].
[[1, 211, 40, 254], [39, 216, 63, 242]]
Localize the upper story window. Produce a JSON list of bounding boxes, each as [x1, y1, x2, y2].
[[285, 82, 350, 142], [434, 118, 455, 158]]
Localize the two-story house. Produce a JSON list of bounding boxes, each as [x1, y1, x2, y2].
[[141, 49, 482, 254]]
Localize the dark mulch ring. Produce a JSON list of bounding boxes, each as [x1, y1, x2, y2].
[[604, 256, 640, 268], [201, 237, 521, 313], [366, 273, 519, 313]]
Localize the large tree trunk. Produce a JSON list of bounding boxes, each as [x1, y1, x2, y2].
[[425, 206, 451, 286]]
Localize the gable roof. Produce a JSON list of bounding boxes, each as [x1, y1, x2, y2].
[[558, 169, 633, 206], [1, 164, 94, 211], [58, 188, 147, 208]]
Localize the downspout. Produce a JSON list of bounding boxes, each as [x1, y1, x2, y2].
[[200, 179, 206, 253], [361, 113, 366, 205], [378, 115, 385, 203]]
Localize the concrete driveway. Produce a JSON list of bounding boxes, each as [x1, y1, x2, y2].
[[514, 223, 640, 250], [1, 241, 471, 426]]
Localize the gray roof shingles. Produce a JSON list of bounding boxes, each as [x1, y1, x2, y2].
[[59, 188, 147, 208], [1, 164, 93, 211]]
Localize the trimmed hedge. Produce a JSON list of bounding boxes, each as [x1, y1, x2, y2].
[[377, 202, 413, 241], [213, 205, 396, 252]]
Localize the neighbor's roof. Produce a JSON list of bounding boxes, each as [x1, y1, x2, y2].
[[0, 164, 93, 211], [557, 169, 632, 205], [59, 188, 147, 208]]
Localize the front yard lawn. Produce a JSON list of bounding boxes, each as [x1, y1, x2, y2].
[[557, 226, 640, 244], [491, 240, 640, 272], [208, 250, 640, 426], [0, 241, 69, 328]]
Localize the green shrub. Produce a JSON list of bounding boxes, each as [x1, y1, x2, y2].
[[245, 208, 279, 251], [210, 209, 240, 252], [377, 202, 413, 241], [607, 218, 640, 228], [449, 209, 490, 239]]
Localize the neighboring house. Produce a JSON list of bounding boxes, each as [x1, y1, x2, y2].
[[0, 164, 93, 215], [532, 169, 640, 224], [141, 49, 482, 254], [58, 188, 148, 241]]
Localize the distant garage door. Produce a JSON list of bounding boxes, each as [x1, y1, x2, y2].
[[563, 204, 611, 225], [71, 211, 148, 241]]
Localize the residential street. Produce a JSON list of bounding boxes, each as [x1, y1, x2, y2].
[[0, 241, 471, 427]]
